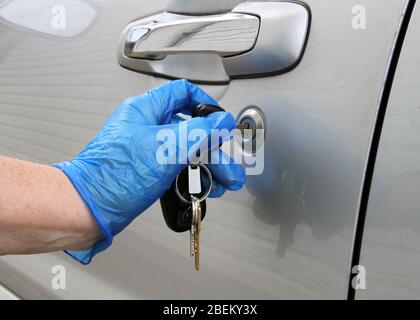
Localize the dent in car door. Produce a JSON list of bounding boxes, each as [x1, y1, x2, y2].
[[0, 0, 410, 299]]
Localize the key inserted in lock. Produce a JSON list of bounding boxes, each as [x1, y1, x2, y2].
[[236, 105, 266, 155], [160, 103, 265, 232]]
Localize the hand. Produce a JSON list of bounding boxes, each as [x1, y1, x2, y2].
[[54, 79, 246, 264]]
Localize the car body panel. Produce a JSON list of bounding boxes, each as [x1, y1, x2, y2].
[[0, 0, 409, 299], [0, 283, 18, 300], [357, 4, 420, 300]]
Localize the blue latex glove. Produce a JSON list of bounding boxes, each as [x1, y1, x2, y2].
[[53, 79, 246, 264]]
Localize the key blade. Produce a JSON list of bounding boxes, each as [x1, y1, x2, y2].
[[194, 230, 200, 271], [194, 200, 202, 271], [195, 240, 199, 271], [190, 195, 198, 258], [190, 228, 195, 257]]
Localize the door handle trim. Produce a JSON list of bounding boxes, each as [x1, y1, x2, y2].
[[118, 1, 311, 83], [124, 12, 260, 60]]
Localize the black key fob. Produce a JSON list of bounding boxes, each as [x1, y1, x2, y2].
[[159, 104, 226, 233]]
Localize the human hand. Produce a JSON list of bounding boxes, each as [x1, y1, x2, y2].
[[54, 80, 246, 264]]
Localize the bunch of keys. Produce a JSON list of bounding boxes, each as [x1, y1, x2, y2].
[[160, 104, 224, 271], [176, 163, 212, 270], [161, 160, 212, 271]]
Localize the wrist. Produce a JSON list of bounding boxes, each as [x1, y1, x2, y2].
[[52, 166, 103, 250], [53, 161, 113, 264]]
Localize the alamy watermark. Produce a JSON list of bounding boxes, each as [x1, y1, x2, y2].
[[352, 5, 367, 30], [155, 124, 265, 176], [51, 265, 66, 290], [51, 5, 66, 30], [351, 265, 367, 290]]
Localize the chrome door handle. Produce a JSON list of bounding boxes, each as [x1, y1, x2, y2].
[[118, 1, 311, 83], [124, 13, 259, 60]]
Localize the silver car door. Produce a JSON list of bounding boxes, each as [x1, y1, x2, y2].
[[0, 0, 410, 299], [356, 2, 420, 299]]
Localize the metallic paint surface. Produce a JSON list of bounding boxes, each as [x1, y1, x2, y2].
[[357, 4, 420, 300], [0, 283, 19, 300], [0, 0, 408, 298]]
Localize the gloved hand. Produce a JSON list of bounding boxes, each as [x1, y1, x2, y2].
[[54, 79, 246, 264]]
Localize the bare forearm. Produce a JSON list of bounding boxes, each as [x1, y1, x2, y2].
[[0, 156, 102, 255]]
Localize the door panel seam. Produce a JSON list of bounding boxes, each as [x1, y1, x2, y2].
[[347, 0, 417, 300]]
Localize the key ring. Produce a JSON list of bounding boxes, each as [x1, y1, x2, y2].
[[175, 163, 212, 204]]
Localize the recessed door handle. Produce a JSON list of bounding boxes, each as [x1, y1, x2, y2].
[[124, 13, 260, 60], [118, 1, 311, 83]]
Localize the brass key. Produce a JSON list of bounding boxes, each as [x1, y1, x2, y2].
[[173, 163, 213, 271], [160, 104, 224, 271], [191, 195, 201, 271], [190, 196, 198, 257]]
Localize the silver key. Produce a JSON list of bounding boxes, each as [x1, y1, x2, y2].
[[194, 196, 201, 271]]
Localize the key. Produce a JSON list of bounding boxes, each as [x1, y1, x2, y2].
[[193, 196, 202, 271], [188, 166, 201, 259], [160, 104, 226, 233], [159, 104, 225, 271], [189, 165, 202, 270], [190, 212, 195, 257], [191, 195, 201, 270], [190, 195, 198, 258], [159, 167, 207, 233]]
